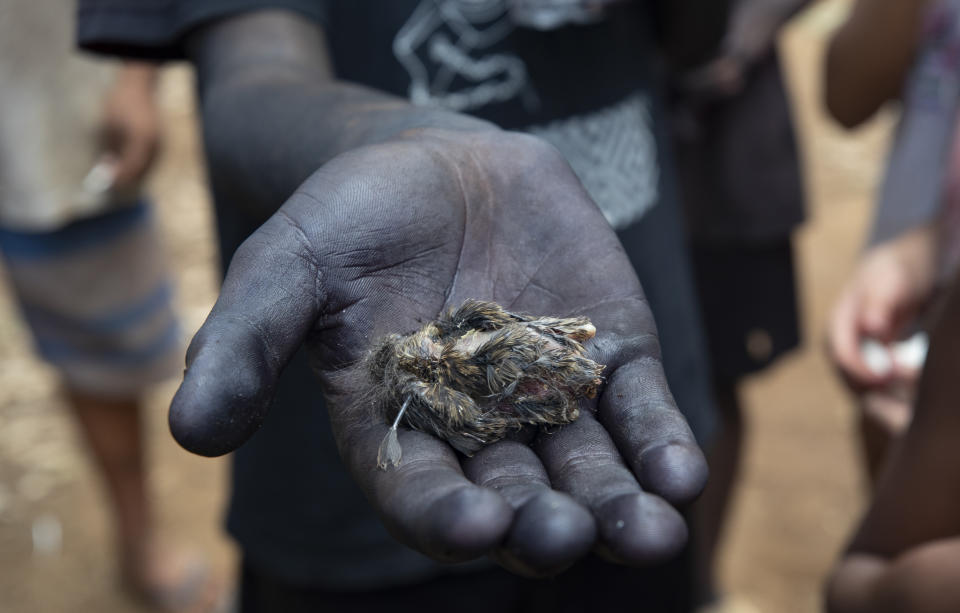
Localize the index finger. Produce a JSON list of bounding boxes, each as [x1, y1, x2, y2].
[[829, 292, 889, 388], [586, 297, 707, 506]]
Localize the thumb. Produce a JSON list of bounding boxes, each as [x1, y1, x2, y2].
[[170, 214, 322, 456]]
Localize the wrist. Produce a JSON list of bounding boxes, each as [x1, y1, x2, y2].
[[116, 62, 159, 95]]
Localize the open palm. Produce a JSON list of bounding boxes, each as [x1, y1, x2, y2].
[[170, 129, 706, 576]]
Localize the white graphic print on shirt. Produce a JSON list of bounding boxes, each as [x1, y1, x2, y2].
[[393, 0, 660, 228]]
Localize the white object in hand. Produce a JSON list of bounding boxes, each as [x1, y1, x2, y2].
[[892, 332, 928, 371], [860, 332, 929, 376], [32, 513, 62, 556], [861, 339, 893, 376], [74, 158, 118, 213]]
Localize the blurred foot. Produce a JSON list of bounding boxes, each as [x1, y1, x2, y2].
[[122, 543, 224, 613]]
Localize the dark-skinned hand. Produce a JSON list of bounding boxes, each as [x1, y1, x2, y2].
[[170, 128, 707, 577]]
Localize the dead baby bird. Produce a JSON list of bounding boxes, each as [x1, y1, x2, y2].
[[365, 299, 605, 468]]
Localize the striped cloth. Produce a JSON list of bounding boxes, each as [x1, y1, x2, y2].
[[0, 200, 181, 396]]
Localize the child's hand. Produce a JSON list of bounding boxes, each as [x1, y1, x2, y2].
[[100, 63, 160, 194], [828, 225, 939, 390]]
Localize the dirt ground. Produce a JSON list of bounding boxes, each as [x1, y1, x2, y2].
[[0, 3, 898, 612]]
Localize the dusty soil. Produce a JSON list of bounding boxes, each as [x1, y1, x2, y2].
[[0, 3, 895, 611]]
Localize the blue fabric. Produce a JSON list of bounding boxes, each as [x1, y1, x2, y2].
[[0, 197, 182, 389], [0, 201, 149, 261], [20, 282, 173, 335], [32, 316, 180, 366]]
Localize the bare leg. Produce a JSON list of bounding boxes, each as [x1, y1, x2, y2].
[[66, 390, 153, 570], [66, 388, 218, 612], [693, 380, 744, 606]]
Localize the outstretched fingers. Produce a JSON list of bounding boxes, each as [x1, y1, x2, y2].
[[335, 417, 514, 562], [596, 350, 708, 507], [582, 296, 708, 507], [534, 412, 688, 566], [462, 439, 595, 576]]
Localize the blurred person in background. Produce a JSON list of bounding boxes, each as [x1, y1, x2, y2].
[[825, 3, 960, 609], [825, 266, 960, 613], [0, 2, 220, 611], [826, 0, 960, 482], [669, 0, 810, 610], [77, 1, 729, 611]]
